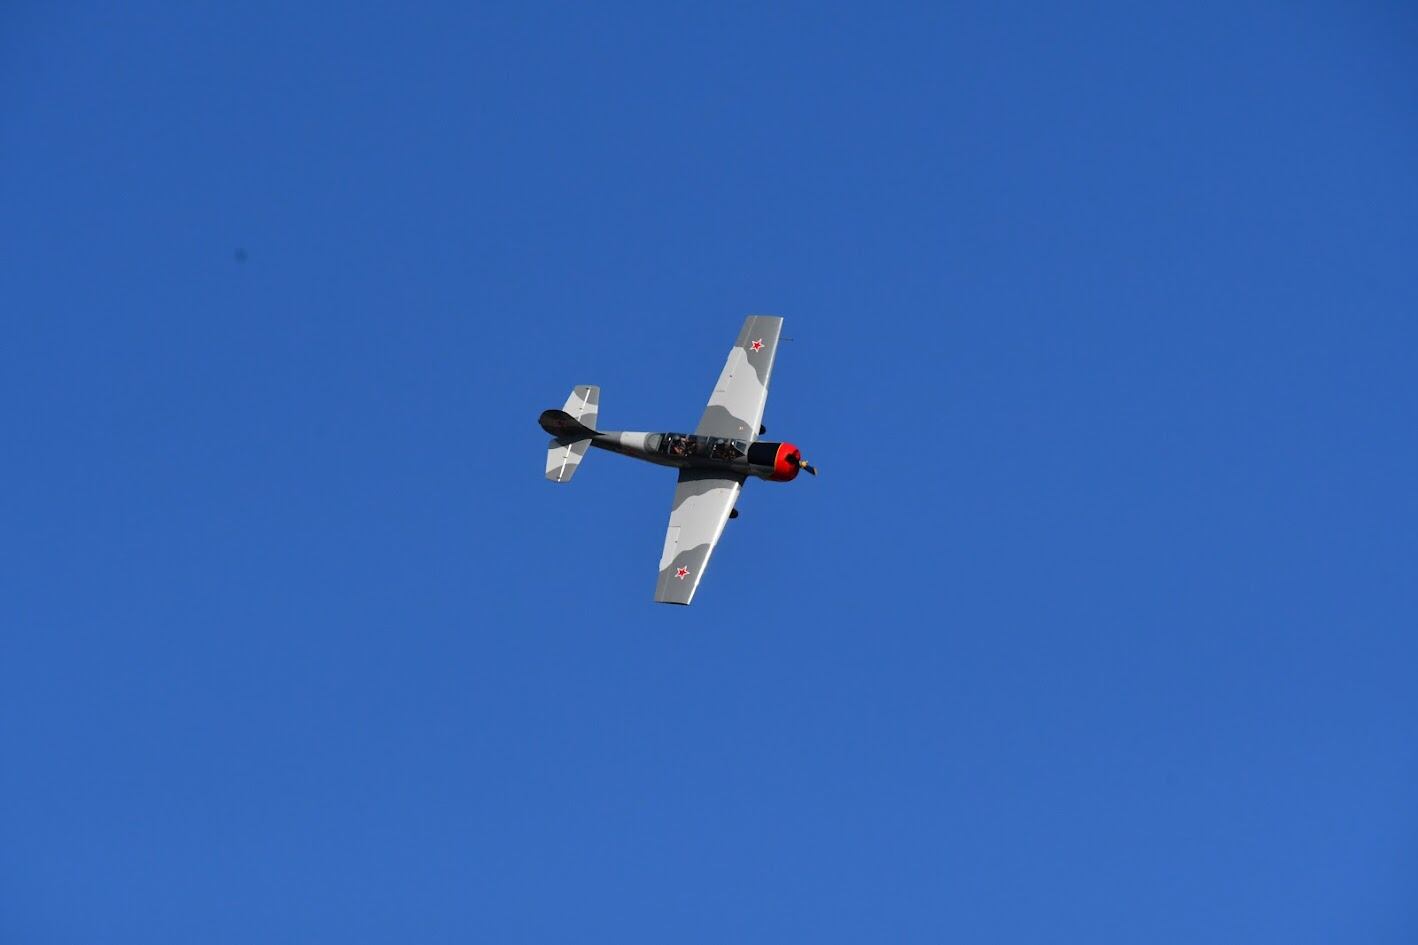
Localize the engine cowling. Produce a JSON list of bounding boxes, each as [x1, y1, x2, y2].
[[747, 441, 803, 481]]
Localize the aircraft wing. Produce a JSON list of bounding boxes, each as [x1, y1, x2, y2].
[[695, 315, 784, 441], [654, 468, 743, 605]]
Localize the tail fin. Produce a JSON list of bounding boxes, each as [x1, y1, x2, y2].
[[542, 385, 599, 483]]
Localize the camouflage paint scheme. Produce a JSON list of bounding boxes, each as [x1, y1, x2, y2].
[[695, 315, 783, 440], [545, 385, 598, 482], [539, 315, 809, 605], [654, 468, 743, 605]]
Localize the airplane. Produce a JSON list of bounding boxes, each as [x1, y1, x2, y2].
[[538, 314, 816, 605]]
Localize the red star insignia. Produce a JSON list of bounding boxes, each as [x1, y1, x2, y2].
[[750, 338, 765, 352], [675, 566, 690, 580]]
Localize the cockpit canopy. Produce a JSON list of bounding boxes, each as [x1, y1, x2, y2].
[[647, 433, 748, 461]]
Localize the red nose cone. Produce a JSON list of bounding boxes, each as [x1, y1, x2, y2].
[[771, 442, 802, 482]]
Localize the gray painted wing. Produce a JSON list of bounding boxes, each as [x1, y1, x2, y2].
[[654, 468, 743, 605], [694, 315, 784, 441]]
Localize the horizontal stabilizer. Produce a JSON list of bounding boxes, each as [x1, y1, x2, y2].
[[546, 435, 591, 482], [542, 385, 600, 483]]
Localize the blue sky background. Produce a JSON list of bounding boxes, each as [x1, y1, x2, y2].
[[3, 3, 1417, 941]]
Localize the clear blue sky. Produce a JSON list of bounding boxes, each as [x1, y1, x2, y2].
[[3, 3, 1416, 941]]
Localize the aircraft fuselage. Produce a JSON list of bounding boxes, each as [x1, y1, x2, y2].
[[589, 431, 806, 482]]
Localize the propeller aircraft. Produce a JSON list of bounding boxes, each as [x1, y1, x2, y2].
[[539, 315, 815, 605]]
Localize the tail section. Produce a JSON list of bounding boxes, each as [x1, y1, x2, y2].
[[542, 385, 599, 483]]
